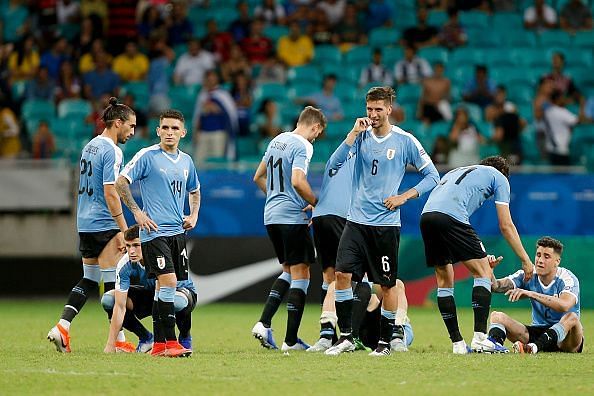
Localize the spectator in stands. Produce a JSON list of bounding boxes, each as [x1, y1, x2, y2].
[[2, 0, 30, 43], [302, 74, 343, 121], [463, 65, 496, 109], [388, 102, 406, 124], [364, 0, 393, 32], [485, 85, 516, 123], [25, 66, 56, 101], [230, 71, 253, 137], [359, 48, 393, 88], [542, 90, 583, 166], [80, 0, 108, 33], [448, 106, 486, 166], [255, 98, 283, 138], [255, 53, 286, 84], [308, 11, 333, 46], [229, 1, 252, 43], [333, 3, 366, 49], [401, 7, 439, 49], [277, 21, 314, 67], [86, 94, 109, 136], [524, 0, 557, 31], [202, 20, 234, 63], [431, 136, 450, 166], [112, 41, 149, 82], [492, 104, 525, 165], [31, 120, 56, 159], [72, 17, 101, 61], [192, 70, 239, 162], [55, 60, 82, 103], [138, 6, 164, 48], [221, 44, 252, 84], [82, 51, 120, 100], [122, 93, 147, 138], [491, 0, 516, 12], [0, 98, 21, 158], [394, 45, 432, 85], [78, 39, 112, 74], [255, 0, 286, 26], [240, 18, 273, 64], [173, 38, 216, 86], [419, 61, 452, 123], [40, 37, 70, 81], [534, 77, 555, 156], [439, 7, 467, 49], [57, 0, 81, 25], [560, 0, 593, 33], [542, 52, 579, 103], [8, 35, 39, 82], [165, 0, 193, 46], [147, 36, 174, 116], [318, 0, 346, 26]]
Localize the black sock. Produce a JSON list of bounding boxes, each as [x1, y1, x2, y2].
[[472, 286, 492, 333], [352, 282, 371, 339], [259, 277, 290, 327], [320, 322, 335, 340], [488, 327, 507, 345], [393, 324, 405, 340], [152, 300, 164, 343], [61, 278, 98, 322], [103, 282, 115, 293], [379, 314, 395, 344], [336, 299, 353, 338], [285, 288, 306, 345], [535, 329, 559, 352], [123, 310, 150, 341], [176, 307, 192, 339], [158, 300, 176, 341], [437, 295, 463, 343]]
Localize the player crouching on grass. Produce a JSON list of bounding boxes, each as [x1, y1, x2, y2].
[[488, 236, 583, 354], [102, 225, 197, 356]]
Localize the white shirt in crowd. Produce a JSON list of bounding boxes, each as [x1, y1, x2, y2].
[[174, 50, 216, 86], [543, 104, 578, 155]]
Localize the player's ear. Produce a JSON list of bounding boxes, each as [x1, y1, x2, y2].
[[180, 128, 187, 138]]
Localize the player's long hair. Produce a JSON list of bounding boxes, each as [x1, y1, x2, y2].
[[102, 97, 135, 128], [480, 155, 510, 178]]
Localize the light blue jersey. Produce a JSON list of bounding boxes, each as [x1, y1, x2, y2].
[[115, 253, 196, 294], [121, 145, 200, 242], [77, 136, 123, 232], [506, 267, 580, 327], [422, 165, 510, 225], [313, 142, 355, 219], [345, 126, 439, 226], [262, 132, 314, 225]]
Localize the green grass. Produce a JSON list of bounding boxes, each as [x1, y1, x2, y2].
[[1, 300, 593, 395]]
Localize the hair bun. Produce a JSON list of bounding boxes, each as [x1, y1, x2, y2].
[[108, 97, 118, 106]]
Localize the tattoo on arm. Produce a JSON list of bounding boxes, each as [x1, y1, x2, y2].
[[116, 178, 140, 212], [492, 278, 515, 293], [189, 190, 201, 216]]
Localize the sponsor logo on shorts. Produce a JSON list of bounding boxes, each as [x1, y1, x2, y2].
[[156, 256, 166, 269]]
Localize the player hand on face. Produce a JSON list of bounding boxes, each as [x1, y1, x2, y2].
[[487, 254, 503, 269], [351, 117, 372, 134], [133, 210, 159, 233], [182, 214, 198, 230], [383, 194, 408, 211], [505, 288, 532, 302]]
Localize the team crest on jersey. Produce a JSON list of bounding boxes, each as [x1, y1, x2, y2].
[[386, 149, 396, 160], [156, 256, 166, 269]]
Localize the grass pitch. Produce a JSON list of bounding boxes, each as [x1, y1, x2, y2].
[[0, 299, 593, 395]]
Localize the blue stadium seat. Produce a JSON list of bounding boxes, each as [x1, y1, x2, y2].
[[491, 66, 538, 87], [447, 64, 475, 86], [312, 139, 335, 164], [428, 121, 450, 138], [418, 47, 448, 65], [537, 31, 572, 48], [343, 102, 364, 119], [570, 124, 594, 164], [57, 99, 92, 119], [459, 11, 490, 29], [455, 102, 482, 123], [508, 84, 534, 105], [516, 103, 534, 123], [396, 84, 421, 105], [253, 83, 287, 103], [121, 82, 149, 110], [325, 120, 353, 138], [313, 45, 342, 65], [22, 99, 55, 121], [236, 136, 259, 158], [573, 31, 594, 48], [368, 28, 400, 48], [383, 47, 404, 66], [479, 143, 500, 157], [467, 29, 499, 48], [52, 117, 94, 139], [513, 48, 549, 68], [263, 25, 289, 44], [502, 30, 537, 47], [475, 120, 494, 139], [335, 82, 358, 103], [484, 49, 518, 68], [344, 45, 373, 67], [492, 13, 523, 29], [170, 84, 200, 117], [557, 48, 593, 68], [427, 10, 447, 27], [451, 48, 485, 67], [336, 65, 361, 85], [287, 82, 321, 100], [287, 65, 322, 85]]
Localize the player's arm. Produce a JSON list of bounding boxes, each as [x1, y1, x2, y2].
[[115, 176, 158, 232], [292, 169, 317, 206], [253, 161, 267, 194], [104, 184, 127, 232], [506, 289, 577, 312], [491, 277, 515, 294], [496, 203, 533, 280], [344, 117, 371, 146], [104, 289, 128, 353], [183, 189, 200, 230]]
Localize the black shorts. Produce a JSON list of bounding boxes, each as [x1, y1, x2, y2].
[[312, 215, 346, 270], [78, 229, 120, 259], [141, 234, 189, 279], [420, 212, 486, 267], [266, 224, 315, 266], [526, 325, 584, 353], [127, 286, 154, 319], [335, 221, 400, 287]]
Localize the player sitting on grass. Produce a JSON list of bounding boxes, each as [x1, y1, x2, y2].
[[488, 236, 583, 354], [102, 225, 197, 355]]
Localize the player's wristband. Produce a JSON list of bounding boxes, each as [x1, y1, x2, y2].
[[112, 212, 123, 218]]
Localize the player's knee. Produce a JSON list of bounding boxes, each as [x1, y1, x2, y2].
[[562, 312, 579, 326], [490, 310, 504, 323], [395, 279, 405, 290], [335, 271, 351, 284], [174, 292, 188, 312], [101, 291, 115, 311]]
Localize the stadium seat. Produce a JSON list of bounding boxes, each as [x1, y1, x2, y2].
[[383, 47, 404, 66], [427, 10, 447, 27], [236, 136, 259, 158], [121, 82, 149, 110], [22, 99, 55, 121], [566, 66, 590, 83], [451, 48, 485, 67], [11, 80, 26, 100], [369, 28, 400, 48], [287, 82, 321, 100], [502, 30, 537, 48], [570, 124, 594, 164], [573, 31, 594, 48], [312, 139, 335, 164], [344, 45, 373, 68], [57, 99, 92, 119], [513, 47, 549, 68], [287, 65, 322, 86], [537, 31, 572, 48], [467, 29, 499, 48], [508, 84, 534, 105], [491, 66, 537, 87], [479, 143, 500, 158], [51, 118, 92, 139], [455, 102, 482, 123], [459, 11, 490, 29], [337, 66, 361, 86], [396, 84, 421, 105], [557, 48, 593, 68], [484, 49, 518, 68], [516, 103, 534, 123], [335, 82, 358, 103], [324, 120, 353, 138], [475, 120, 494, 139], [263, 25, 289, 44], [418, 47, 448, 65], [343, 102, 364, 119], [312, 45, 342, 65], [253, 83, 287, 103], [447, 64, 475, 87], [492, 13, 523, 29], [428, 121, 450, 138]]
